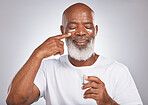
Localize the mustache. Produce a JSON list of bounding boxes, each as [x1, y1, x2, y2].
[[71, 36, 91, 42]]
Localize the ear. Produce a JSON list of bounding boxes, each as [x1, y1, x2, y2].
[[60, 25, 64, 34], [95, 25, 98, 36]]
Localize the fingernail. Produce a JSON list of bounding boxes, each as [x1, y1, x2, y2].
[[85, 76, 88, 80], [68, 33, 71, 35]]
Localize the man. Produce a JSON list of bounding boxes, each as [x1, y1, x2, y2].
[[6, 3, 143, 105]]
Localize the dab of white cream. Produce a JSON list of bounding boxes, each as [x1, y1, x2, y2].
[[68, 29, 76, 32], [86, 29, 93, 33], [68, 33, 71, 35], [68, 28, 92, 33]]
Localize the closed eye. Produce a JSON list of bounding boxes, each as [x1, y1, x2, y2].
[[85, 26, 93, 29], [69, 27, 76, 29]]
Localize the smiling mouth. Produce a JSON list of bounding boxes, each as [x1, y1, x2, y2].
[[71, 37, 91, 46], [73, 39, 88, 46], [75, 39, 87, 42]]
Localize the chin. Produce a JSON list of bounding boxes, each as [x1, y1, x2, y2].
[[66, 38, 94, 61], [75, 44, 87, 50]]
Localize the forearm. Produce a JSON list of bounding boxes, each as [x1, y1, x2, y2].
[[96, 97, 119, 105], [95, 93, 119, 105], [7, 50, 43, 104], [107, 100, 119, 105], [97, 100, 118, 105], [105, 97, 119, 105]]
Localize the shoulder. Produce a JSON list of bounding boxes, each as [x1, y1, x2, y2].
[[100, 56, 133, 87], [100, 55, 129, 74]]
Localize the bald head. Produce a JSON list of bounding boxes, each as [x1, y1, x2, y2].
[[62, 3, 95, 28], [63, 3, 94, 17]]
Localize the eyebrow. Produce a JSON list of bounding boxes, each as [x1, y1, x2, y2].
[[67, 22, 93, 25], [67, 22, 77, 25], [83, 22, 93, 25]]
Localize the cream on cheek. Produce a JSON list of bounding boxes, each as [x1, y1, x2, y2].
[[68, 29, 76, 32], [86, 29, 93, 33], [68, 29, 93, 33]]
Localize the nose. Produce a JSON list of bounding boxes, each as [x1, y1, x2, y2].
[[75, 26, 87, 36]]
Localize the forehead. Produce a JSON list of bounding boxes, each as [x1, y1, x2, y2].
[[63, 10, 95, 24]]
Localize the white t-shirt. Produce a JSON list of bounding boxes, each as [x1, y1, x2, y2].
[[34, 55, 143, 105]]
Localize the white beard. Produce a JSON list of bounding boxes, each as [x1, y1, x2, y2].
[[66, 38, 94, 61]]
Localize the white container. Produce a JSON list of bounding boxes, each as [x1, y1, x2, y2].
[[82, 73, 94, 85]]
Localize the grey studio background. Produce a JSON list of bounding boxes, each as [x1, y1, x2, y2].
[[0, 0, 148, 105]]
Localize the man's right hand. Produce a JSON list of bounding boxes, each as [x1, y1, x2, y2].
[[34, 33, 71, 59]]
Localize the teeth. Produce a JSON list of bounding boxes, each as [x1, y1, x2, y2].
[[76, 40, 86, 42], [78, 41, 85, 42]]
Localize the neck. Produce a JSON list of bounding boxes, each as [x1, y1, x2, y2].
[[68, 53, 99, 67]]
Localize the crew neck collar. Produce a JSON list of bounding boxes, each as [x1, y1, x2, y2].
[[65, 54, 102, 69]]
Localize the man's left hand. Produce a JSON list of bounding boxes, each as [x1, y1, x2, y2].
[[82, 76, 118, 105]]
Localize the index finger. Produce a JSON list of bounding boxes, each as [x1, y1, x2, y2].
[[86, 76, 104, 84], [54, 33, 71, 39]]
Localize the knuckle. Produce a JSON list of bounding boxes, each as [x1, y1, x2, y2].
[[84, 90, 88, 95], [47, 37, 51, 40], [92, 89, 97, 93], [90, 82, 93, 85], [90, 94, 94, 98], [51, 38, 58, 43], [51, 38, 56, 42], [93, 89, 96, 93], [54, 45, 58, 49], [86, 89, 90, 92], [61, 41, 64, 45], [92, 82, 97, 87], [100, 89, 104, 94], [96, 78, 100, 81], [86, 83, 90, 87], [88, 82, 92, 86], [94, 95, 98, 100], [51, 40, 56, 44], [91, 82, 95, 85], [59, 44, 62, 48], [92, 94, 96, 98], [51, 37, 56, 40], [62, 46, 64, 50], [87, 94, 91, 97], [90, 88, 94, 93], [53, 41, 58, 46], [84, 83, 88, 87], [49, 37, 54, 41]]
